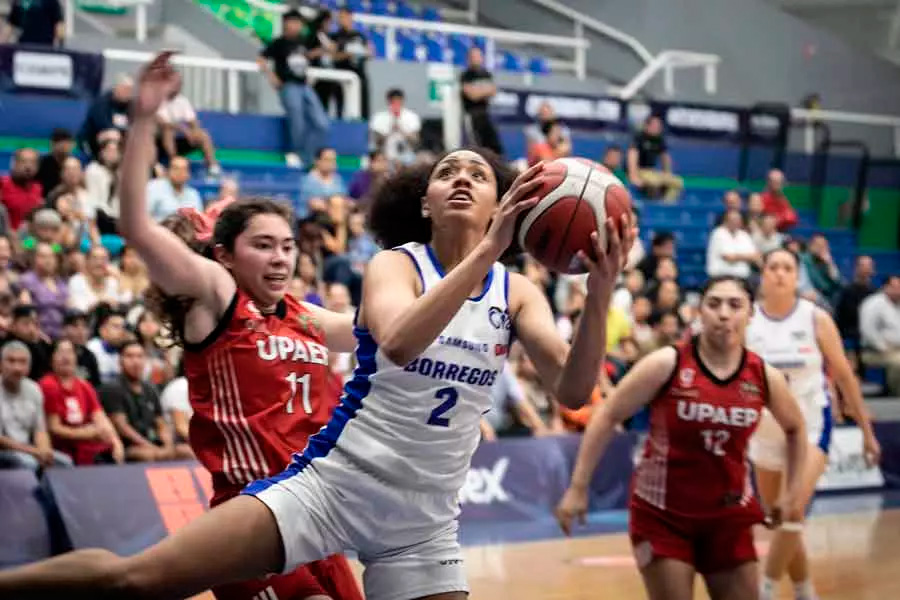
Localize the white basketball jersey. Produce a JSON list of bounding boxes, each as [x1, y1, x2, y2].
[[299, 242, 512, 494], [746, 298, 828, 420]]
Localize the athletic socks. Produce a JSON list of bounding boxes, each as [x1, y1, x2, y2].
[[794, 579, 818, 600], [759, 577, 777, 600]]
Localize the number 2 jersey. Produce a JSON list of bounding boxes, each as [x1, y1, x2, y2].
[[183, 290, 340, 506], [293, 242, 513, 494], [633, 337, 768, 519]]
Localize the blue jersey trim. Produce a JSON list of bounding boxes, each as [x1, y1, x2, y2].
[[393, 246, 426, 292], [241, 326, 378, 496], [817, 405, 833, 454], [425, 243, 494, 301]]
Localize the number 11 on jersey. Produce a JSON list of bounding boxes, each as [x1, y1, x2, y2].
[[285, 372, 312, 415]]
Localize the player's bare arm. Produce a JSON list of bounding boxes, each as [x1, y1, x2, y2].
[[555, 347, 676, 535], [763, 364, 807, 524], [119, 52, 235, 329], [814, 308, 881, 464]]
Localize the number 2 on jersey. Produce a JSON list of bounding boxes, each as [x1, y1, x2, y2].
[[701, 429, 730, 456], [285, 372, 312, 415], [427, 387, 458, 427]]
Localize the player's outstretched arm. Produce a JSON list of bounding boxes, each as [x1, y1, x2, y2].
[[119, 52, 232, 310], [763, 364, 807, 524], [555, 347, 676, 535], [301, 302, 357, 353], [814, 308, 881, 465]]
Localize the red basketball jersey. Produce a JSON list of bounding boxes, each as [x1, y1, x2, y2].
[[184, 291, 338, 506], [633, 337, 768, 519]]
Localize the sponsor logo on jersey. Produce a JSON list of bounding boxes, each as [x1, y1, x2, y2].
[[459, 457, 510, 505], [740, 381, 761, 397], [676, 400, 760, 427], [488, 306, 511, 330], [296, 313, 322, 338], [679, 368, 695, 386], [437, 335, 489, 354], [404, 357, 498, 387], [256, 335, 328, 364], [791, 330, 807, 341]]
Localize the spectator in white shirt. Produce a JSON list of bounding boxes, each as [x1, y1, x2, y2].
[[67, 245, 124, 313], [83, 138, 121, 235], [370, 89, 421, 165], [156, 73, 221, 176], [160, 370, 190, 442], [860, 274, 900, 396], [752, 213, 784, 255], [706, 209, 760, 279], [85, 311, 126, 385], [146, 157, 203, 222]]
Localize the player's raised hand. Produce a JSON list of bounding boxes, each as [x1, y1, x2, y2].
[[483, 162, 545, 259], [134, 51, 180, 119], [554, 485, 589, 536]]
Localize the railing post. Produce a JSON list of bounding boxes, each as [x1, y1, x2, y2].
[[704, 63, 716, 94], [485, 37, 496, 72], [136, 3, 147, 43], [65, 0, 75, 38], [228, 70, 240, 114], [386, 25, 397, 61], [574, 21, 586, 81], [663, 62, 674, 96], [804, 122, 815, 155], [469, 0, 479, 24]]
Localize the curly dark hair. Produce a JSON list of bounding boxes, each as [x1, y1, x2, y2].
[[367, 146, 520, 254], [144, 198, 294, 346]]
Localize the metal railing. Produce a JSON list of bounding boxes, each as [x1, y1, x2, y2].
[[245, 0, 590, 79], [102, 48, 362, 116], [448, 0, 721, 99], [793, 107, 900, 158], [64, 0, 153, 42]]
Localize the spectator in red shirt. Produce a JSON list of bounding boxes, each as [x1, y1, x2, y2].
[[0, 148, 43, 232], [40, 339, 124, 465], [760, 168, 798, 231]]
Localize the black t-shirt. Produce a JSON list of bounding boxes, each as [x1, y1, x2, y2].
[[460, 67, 494, 112], [8, 0, 62, 45], [331, 28, 368, 71], [261, 35, 311, 85], [835, 282, 875, 339], [99, 378, 163, 444], [632, 132, 668, 169], [37, 154, 63, 197], [75, 344, 101, 389]]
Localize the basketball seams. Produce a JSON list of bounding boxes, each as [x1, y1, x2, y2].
[[516, 163, 585, 249], [552, 162, 595, 272]]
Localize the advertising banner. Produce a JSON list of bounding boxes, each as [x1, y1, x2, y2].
[[817, 425, 885, 492], [0, 44, 104, 99], [0, 470, 52, 567]]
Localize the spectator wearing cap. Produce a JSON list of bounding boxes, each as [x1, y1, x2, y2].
[[156, 71, 221, 176], [86, 309, 126, 385], [2, 0, 64, 46], [5, 305, 52, 380], [37, 129, 75, 198], [146, 156, 203, 223], [19, 242, 68, 340], [0, 341, 72, 469], [370, 89, 421, 165], [1, 148, 42, 232], [99, 341, 193, 462], [40, 339, 124, 465], [760, 169, 798, 231], [62, 310, 101, 388], [257, 8, 330, 168], [21, 208, 65, 254], [77, 77, 133, 159]]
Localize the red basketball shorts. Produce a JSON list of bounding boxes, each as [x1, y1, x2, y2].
[[628, 496, 761, 574], [212, 554, 362, 600]]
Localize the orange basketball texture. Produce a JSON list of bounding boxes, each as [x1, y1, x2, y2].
[[517, 158, 632, 274]]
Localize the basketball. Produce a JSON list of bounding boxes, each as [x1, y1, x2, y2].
[[517, 158, 632, 274]]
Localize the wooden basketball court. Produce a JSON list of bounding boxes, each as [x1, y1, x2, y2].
[[343, 503, 900, 599]]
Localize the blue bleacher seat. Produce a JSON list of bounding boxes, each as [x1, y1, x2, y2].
[[422, 34, 445, 62], [396, 30, 420, 61], [368, 26, 387, 58], [421, 6, 441, 21], [369, 0, 389, 15], [346, 0, 367, 13], [394, 1, 417, 18], [528, 56, 550, 75], [499, 50, 524, 73], [319, 0, 339, 10]]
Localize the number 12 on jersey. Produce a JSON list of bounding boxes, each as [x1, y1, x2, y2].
[[285, 372, 312, 415], [701, 429, 730, 456]]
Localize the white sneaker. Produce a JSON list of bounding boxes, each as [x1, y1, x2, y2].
[[285, 153, 302, 168]]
